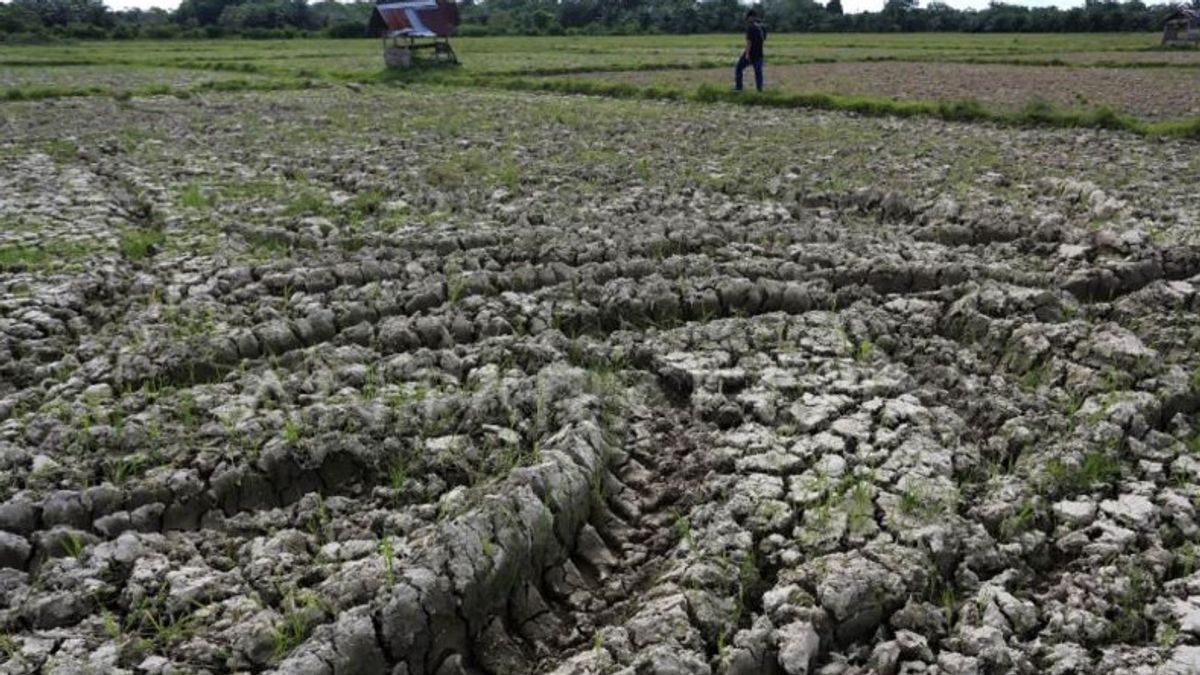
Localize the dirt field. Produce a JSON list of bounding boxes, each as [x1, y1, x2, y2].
[[3, 33, 1200, 675], [983, 50, 1200, 65], [567, 61, 1200, 120], [2, 82, 1200, 674]]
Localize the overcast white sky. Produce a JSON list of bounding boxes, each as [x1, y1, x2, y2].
[[106, 0, 1088, 16]]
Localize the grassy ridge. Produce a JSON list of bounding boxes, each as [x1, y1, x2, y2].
[[2, 77, 322, 102], [486, 76, 1200, 139]]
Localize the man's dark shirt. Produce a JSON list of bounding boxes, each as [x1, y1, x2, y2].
[[746, 22, 765, 61]]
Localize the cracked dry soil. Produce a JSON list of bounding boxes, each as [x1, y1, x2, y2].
[[3, 87, 1200, 675]]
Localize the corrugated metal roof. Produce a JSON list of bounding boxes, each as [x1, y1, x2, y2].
[[369, 0, 460, 37]]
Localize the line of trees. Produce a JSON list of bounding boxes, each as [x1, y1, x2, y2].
[[1, 0, 1196, 42], [0, 0, 374, 41], [459, 0, 1199, 35]]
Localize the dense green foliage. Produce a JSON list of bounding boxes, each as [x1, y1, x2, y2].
[[0, 0, 373, 40], [461, 0, 1195, 35], [1, 0, 1197, 41]]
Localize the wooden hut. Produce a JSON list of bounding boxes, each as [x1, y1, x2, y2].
[[1162, 6, 1200, 46], [368, 0, 460, 67]]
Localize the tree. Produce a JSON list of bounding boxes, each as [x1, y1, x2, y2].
[[826, 0, 843, 15], [883, 0, 919, 14], [11, 0, 109, 27], [175, 0, 244, 25], [0, 2, 44, 32]]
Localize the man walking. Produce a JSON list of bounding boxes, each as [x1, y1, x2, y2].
[[735, 10, 766, 92]]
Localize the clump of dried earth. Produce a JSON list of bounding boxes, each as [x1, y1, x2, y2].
[[2, 87, 1200, 675]]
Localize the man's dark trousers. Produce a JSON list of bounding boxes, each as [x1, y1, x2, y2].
[[735, 55, 763, 92]]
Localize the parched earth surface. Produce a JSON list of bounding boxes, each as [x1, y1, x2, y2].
[[566, 61, 1200, 120], [3, 86, 1200, 675], [980, 51, 1200, 65]]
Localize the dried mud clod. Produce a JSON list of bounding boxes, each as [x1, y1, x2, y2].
[[1, 87, 1200, 675]]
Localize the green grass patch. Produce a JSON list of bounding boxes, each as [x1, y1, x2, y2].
[[3, 84, 108, 101], [1042, 450, 1122, 496], [119, 229, 165, 260], [484, 75, 1200, 139], [179, 182, 208, 209], [283, 190, 333, 218], [0, 239, 94, 270]]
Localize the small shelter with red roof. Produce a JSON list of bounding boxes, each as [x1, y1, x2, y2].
[[1163, 6, 1200, 46], [369, 0, 460, 67]]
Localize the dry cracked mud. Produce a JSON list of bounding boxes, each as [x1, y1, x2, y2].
[[2, 86, 1200, 675]]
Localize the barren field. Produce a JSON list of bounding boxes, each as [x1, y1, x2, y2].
[[565, 61, 1200, 120], [3, 33, 1200, 675], [974, 50, 1200, 65]]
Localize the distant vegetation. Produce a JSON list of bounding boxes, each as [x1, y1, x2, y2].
[[0, 0, 1196, 42]]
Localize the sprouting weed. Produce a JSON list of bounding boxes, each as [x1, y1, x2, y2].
[[380, 537, 396, 586], [0, 631, 16, 659], [673, 512, 696, 552], [62, 531, 86, 559], [283, 416, 302, 445], [855, 338, 874, 362], [388, 461, 408, 502]]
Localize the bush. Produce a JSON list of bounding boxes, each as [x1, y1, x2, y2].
[[326, 21, 365, 38], [110, 24, 138, 39], [66, 22, 108, 39], [143, 24, 180, 39], [241, 27, 277, 39], [1, 31, 55, 44], [456, 23, 490, 37]]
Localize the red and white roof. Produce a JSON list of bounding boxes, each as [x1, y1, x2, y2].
[[370, 0, 460, 37]]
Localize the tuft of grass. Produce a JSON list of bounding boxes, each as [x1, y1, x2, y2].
[[1158, 623, 1180, 648], [61, 531, 86, 559], [380, 536, 396, 586], [496, 159, 521, 190], [177, 392, 198, 430], [45, 138, 79, 161], [272, 600, 316, 662], [854, 339, 874, 363], [0, 632, 16, 661], [103, 455, 145, 485], [387, 460, 408, 499], [119, 229, 165, 260], [1000, 498, 1037, 539], [845, 480, 875, 533], [1109, 565, 1154, 642], [282, 416, 302, 445], [284, 191, 332, 218], [446, 270, 468, 306], [180, 182, 208, 209], [1043, 449, 1124, 496], [673, 512, 696, 551]]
